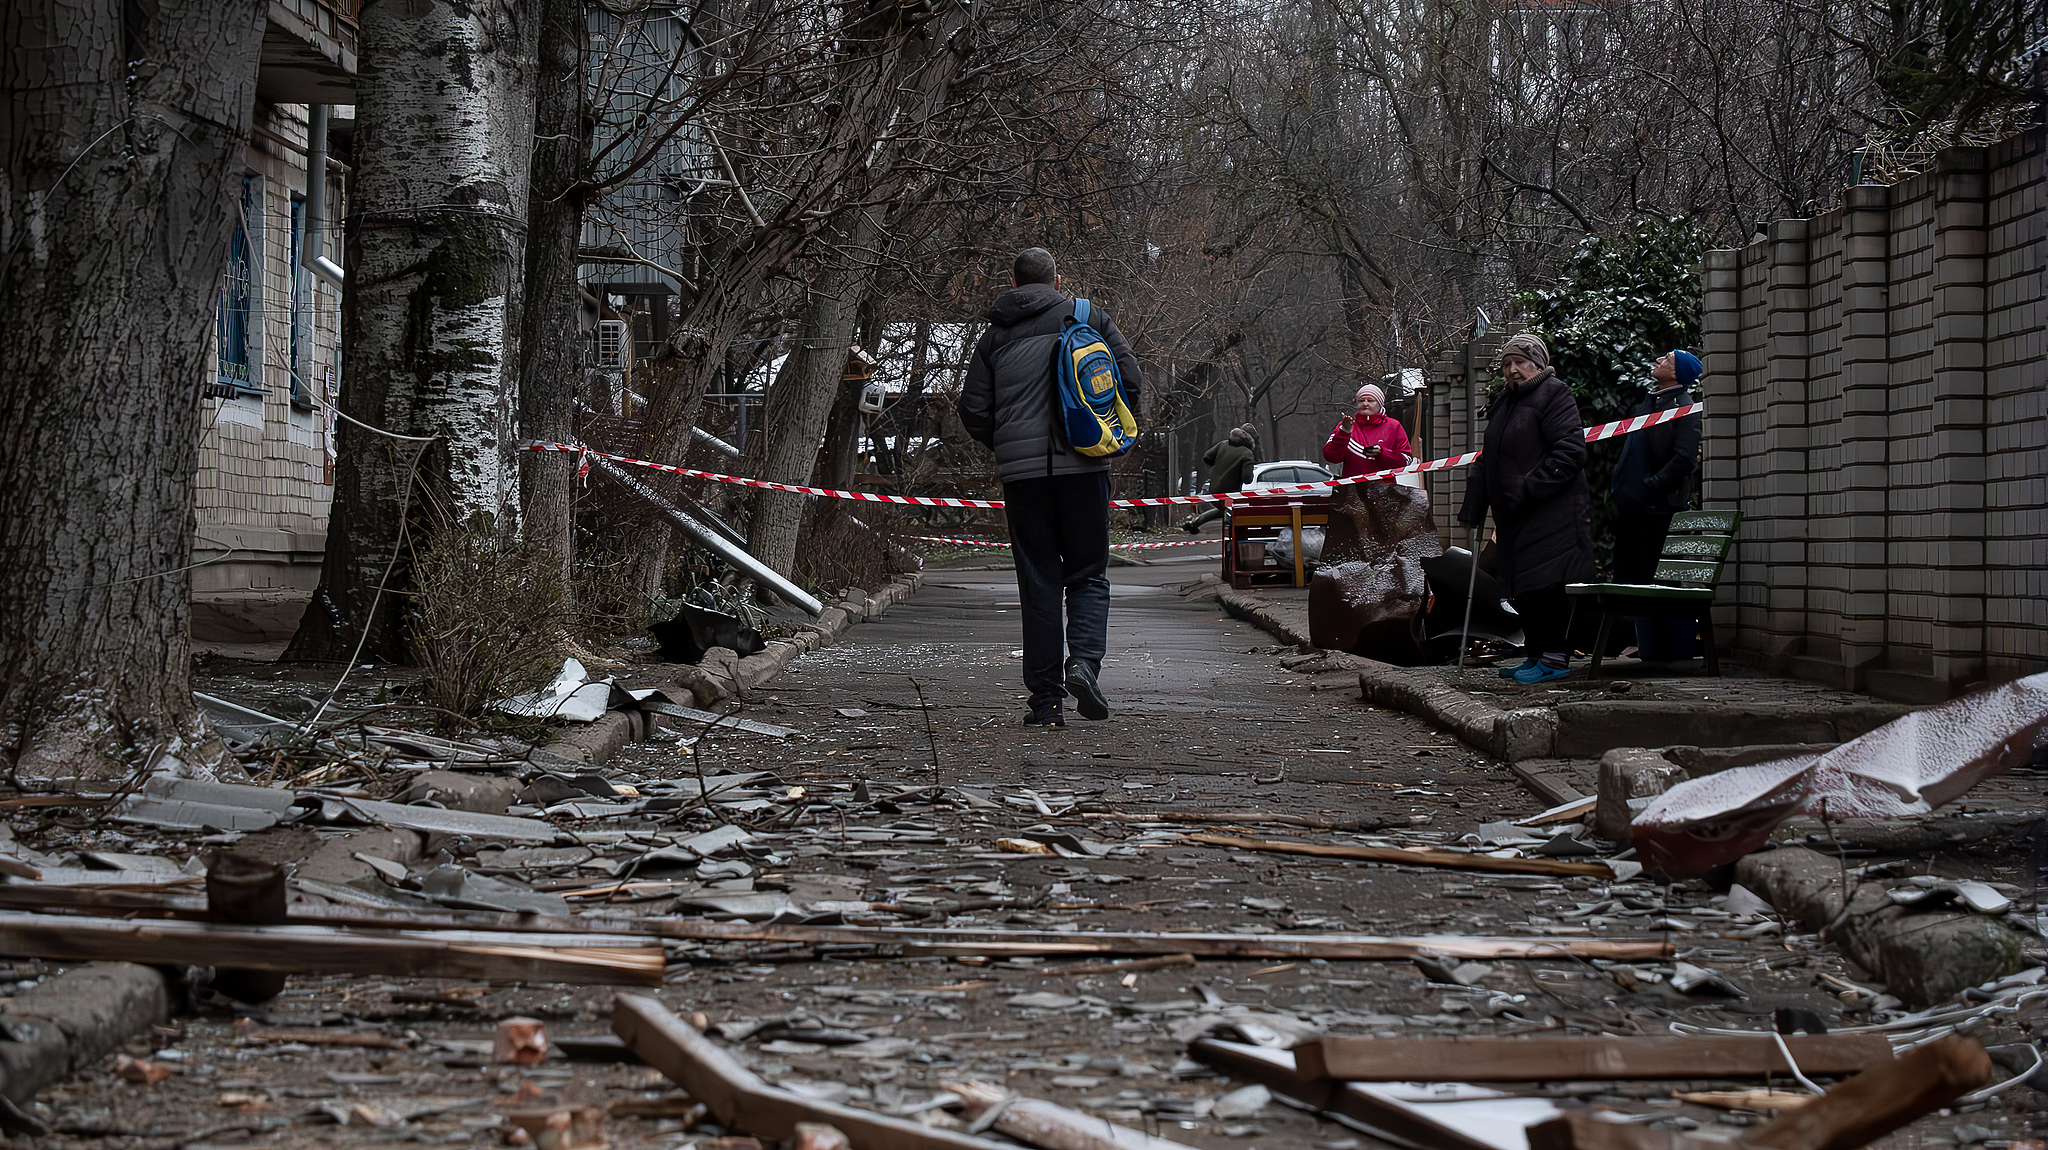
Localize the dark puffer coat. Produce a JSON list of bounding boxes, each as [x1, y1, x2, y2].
[[1457, 370, 1596, 596], [959, 282, 1144, 484]]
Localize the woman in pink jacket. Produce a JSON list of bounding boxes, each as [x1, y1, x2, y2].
[[1323, 383, 1413, 480]]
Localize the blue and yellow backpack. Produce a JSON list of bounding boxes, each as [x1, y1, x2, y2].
[[1052, 299, 1137, 457]]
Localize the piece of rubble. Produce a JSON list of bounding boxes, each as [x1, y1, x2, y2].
[[1594, 749, 1687, 844], [113, 1055, 173, 1085], [1736, 847, 2029, 1007], [503, 1097, 608, 1150], [495, 1017, 550, 1065], [947, 1078, 1194, 1149]]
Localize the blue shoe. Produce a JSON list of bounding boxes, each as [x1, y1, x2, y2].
[[1513, 661, 1573, 685], [1498, 658, 1538, 679]]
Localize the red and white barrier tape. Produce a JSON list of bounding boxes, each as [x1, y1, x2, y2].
[[524, 402, 1701, 512], [900, 534, 1219, 550]]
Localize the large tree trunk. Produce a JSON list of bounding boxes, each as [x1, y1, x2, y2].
[[289, 0, 539, 662], [0, 0, 266, 780], [744, 214, 884, 578], [518, 0, 590, 592]]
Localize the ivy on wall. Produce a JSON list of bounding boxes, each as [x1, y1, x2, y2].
[[1513, 217, 1714, 573]]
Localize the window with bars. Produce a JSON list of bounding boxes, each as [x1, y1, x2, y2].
[[594, 318, 629, 367], [213, 174, 261, 398]]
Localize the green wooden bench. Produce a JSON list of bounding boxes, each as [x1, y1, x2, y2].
[[1566, 509, 1743, 676]]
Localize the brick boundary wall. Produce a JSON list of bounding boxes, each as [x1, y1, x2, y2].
[[1700, 127, 2045, 702], [1421, 128, 2042, 702]]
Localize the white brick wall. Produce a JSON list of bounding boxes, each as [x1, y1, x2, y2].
[[1699, 127, 2046, 696]]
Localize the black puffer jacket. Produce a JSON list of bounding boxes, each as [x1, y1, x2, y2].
[[1457, 371, 1595, 596], [1609, 386, 1702, 513], [959, 283, 1144, 483]]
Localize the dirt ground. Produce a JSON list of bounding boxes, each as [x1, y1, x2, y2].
[[6, 556, 2044, 1150]]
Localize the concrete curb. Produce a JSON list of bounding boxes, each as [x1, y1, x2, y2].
[[0, 961, 169, 1107], [546, 572, 927, 766], [1353, 663, 1558, 763], [1214, 586, 1311, 648], [1736, 846, 2030, 1008]]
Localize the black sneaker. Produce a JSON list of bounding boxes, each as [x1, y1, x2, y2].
[[1024, 705, 1065, 728], [1181, 520, 1202, 534], [1063, 657, 1110, 720]]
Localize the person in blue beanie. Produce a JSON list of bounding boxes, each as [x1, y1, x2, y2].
[[1608, 349, 1704, 661]]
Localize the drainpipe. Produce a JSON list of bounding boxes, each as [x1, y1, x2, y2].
[[303, 105, 346, 288]]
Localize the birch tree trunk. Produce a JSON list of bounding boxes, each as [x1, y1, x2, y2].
[[290, 0, 539, 662], [0, 0, 265, 780]]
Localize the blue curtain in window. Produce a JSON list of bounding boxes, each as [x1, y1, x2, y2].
[[216, 175, 254, 390]]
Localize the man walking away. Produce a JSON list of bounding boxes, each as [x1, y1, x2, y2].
[[1182, 426, 1256, 533], [960, 248, 1145, 727], [1609, 349, 1704, 661]]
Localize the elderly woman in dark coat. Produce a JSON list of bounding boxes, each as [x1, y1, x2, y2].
[[1457, 334, 1595, 683]]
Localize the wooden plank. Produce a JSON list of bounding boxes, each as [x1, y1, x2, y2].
[[1295, 1033, 1896, 1083], [1525, 1036, 1991, 1150], [1183, 832, 1617, 878], [0, 912, 664, 986], [1741, 1036, 1989, 1150], [1191, 1039, 1553, 1150], [613, 993, 1008, 1150], [635, 920, 1672, 961], [0, 890, 1671, 961]]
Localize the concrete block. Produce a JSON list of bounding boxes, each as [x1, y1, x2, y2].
[[0, 962, 170, 1105], [1594, 749, 1686, 844]]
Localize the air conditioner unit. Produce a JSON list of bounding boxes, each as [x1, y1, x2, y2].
[[595, 319, 628, 368]]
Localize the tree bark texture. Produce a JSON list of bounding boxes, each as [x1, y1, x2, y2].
[[619, 0, 976, 593], [517, 0, 590, 593], [744, 212, 884, 578], [0, 0, 266, 778], [290, 0, 539, 662]]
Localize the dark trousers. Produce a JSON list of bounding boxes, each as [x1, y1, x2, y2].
[[1611, 509, 1694, 659], [1611, 510, 1673, 583], [1515, 582, 1570, 661], [1004, 472, 1111, 710]]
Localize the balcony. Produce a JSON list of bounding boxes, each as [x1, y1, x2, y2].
[[258, 0, 358, 105]]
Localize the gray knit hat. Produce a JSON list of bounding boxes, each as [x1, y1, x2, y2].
[[1500, 334, 1550, 370]]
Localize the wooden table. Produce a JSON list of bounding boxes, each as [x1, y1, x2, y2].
[[1223, 493, 1332, 589]]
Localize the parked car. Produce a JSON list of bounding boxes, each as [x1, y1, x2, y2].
[[1242, 460, 1333, 490]]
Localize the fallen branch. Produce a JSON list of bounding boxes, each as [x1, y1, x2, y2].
[[1295, 1033, 1894, 1083], [612, 993, 1005, 1150], [0, 912, 664, 986], [1183, 833, 1617, 878]]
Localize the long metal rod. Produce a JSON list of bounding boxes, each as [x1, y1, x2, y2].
[[1457, 526, 1481, 668], [592, 457, 823, 617]]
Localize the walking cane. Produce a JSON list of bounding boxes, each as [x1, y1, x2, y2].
[[1456, 525, 1481, 668]]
